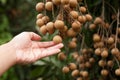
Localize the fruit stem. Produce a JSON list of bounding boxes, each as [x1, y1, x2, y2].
[[115, 9, 119, 48], [114, 57, 120, 68]]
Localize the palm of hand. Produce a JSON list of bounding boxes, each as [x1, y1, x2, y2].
[[10, 32, 63, 64]]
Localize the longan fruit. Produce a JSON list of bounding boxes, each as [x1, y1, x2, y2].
[[52, 0, 61, 5], [85, 61, 91, 68], [78, 15, 87, 23], [107, 60, 114, 67], [62, 66, 70, 73], [93, 34, 101, 42], [72, 20, 81, 31], [98, 59, 106, 67], [95, 48, 101, 56], [85, 14, 92, 21], [39, 25, 47, 35], [77, 55, 84, 63], [79, 63, 85, 69], [81, 71, 89, 77], [79, 6, 86, 13], [36, 2, 44, 12], [94, 17, 102, 24], [36, 19, 44, 27], [70, 10, 79, 19], [67, 28, 77, 37], [115, 68, 120, 76], [42, 16, 50, 24], [36, 13, 44, 19], [58, 52, 66, 60], [69, 63, 77, 70], [69, 0, 78, 8], [53, 35, 62, 44], [101, 69, 109, 76], [72, 52, 79, 60], [101, 50, 108, 58], [68, 41, 77, 48], [111, 48, 119, 55], [107, 37, 114, 44], [89, 57, 95, 63], [46, 22, 54, 31], [54, 20, 64, 30], [71, 69, 79, 77], [61, 0, 69, 5], [45, 1, 53, 11], [77, 77, 83, 80]]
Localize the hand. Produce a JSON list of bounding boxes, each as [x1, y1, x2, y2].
[[9, 32, 63, 64]]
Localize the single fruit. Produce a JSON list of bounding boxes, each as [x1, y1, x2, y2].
[[58, 52, 66, 60], [72, 52, 79, 60], [81, 71, 89, 77], [36, 13, 44, 19], [45, 2, 53, 11], [61, 0, 69, 4], [101, 50, 108, 58], [54, 20, 64, 30], [89, 23, 96, 30], [36, 19, 44, 27], [85, 14, 92, 21], [69, 0, 78, 8], [107, 37, 114, 44], [70, 10, 79, 19], [39, 25, 47, 35], [79, 6, 86, 13], [52, 0, 61, 5], [67, 28, 77, 37], [101, 69, 109, 76], [95, 48, 101, 56], [68, 41, 77, 48], [115, 68, 120, 76], [36, 2, 44, 12], [42, 16, 50, 24], [53, 35, 62, 44], [72, 20, 81, 31], [111, 48, 119, 55], [78, 15, 87, 23], [46, 22, 54, 31], [98, 59, 106, 67], [62, 66, 70, 73], [71, 69, 79, 77], [93, 34, 101, 42], [107, 60, 114, 67], [94, 17, 102, 24], [69, 63, 77, 70]]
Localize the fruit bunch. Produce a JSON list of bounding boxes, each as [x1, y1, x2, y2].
[[35, 0, 120, 80]]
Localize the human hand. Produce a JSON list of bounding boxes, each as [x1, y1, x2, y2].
[[9, 32, 63, 64]]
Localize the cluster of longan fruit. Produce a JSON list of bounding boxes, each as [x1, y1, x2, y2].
[[35, 0, 120, 80]]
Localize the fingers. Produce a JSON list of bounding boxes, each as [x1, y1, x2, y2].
[[37, 41, 55, 48], [47, 43, 64, 50], [29, 32, 41, 41], [39, 49, 61, 58]]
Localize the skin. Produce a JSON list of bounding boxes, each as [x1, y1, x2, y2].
[[0, 32, 63, 76]]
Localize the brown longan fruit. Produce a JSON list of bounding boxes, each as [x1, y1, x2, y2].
[[107, 60, 114, 67], [85, 61, 91, 68], [68, 41, 77, 48], [93, 34, 101, 42], [89, 23, 96, 30], [89, 57, 95, 63], [101, 50, 108, 58], [62, 66, 70, 73], [69, 0, 78, 8], [58, 52, 66, 60], [77, 55, 84, 63], [85, 14, 93, 21], [53, 35, 62, 44], [79, 6, 87, 13], [94, 17, 102, 24], [42, 16, 50, 24], [36, 2, 44, 12], [72, 52, 79, 60], [79, 63, 85, 69], [101, 69, 109, 76], [81, 71, 89, 77], [72, 20, 81, 31], [36, 19, 44, 27], [39, 25, 47, 35], [71, 69, 79, 77], [67, 28, 77, 37], [61, 0, 69, 5], [70, 10, 79, 19], [45, 2, 53, 11], [98, 59, 106, 67], [46, 22, 54, 31], [95, 48, 101, 56], [115, 68, 120, 76], [77, 77, 83, 80], [69, 63, 77, 70], [111, 48, 119, 55], [36, 13, 44, 19], [78, 15, 87, 23], [54, 20, 64, 30], [107, 37, 114, 44]]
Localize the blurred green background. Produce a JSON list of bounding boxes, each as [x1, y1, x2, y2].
[[0, 0, 119, 80]]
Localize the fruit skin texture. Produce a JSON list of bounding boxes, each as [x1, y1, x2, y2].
[[115, 69, 120, 76], [94, 17, 102, 24], [61, 0, 69, 5], [58, 52, 66, 60], [69, 63, 77, 70], [62, 66, 70, 73], [101, 69, 109, 76], [39, 25, 47, 35], [72, 21, 81, 31], [52, 0, 61, 5], [36, 2, 44, 12], [93, 34, 101, 42], [69, 0, 78, 8], [36, 19, 44, 27], [79, 6, 87, 13], [81, 71, 89, 77], [70, 11, 79, 19], [85, 14, 92, 21], [71, 69, 79, 77], [111, 48, 119, 55], [53, 35, 62, 44]]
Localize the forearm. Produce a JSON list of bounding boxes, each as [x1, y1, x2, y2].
[[0, 42, 16, 76]]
